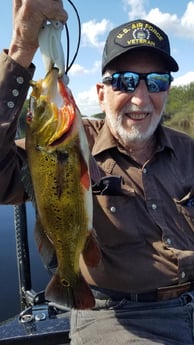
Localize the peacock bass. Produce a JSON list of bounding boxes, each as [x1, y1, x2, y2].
[[25, 67, 100, 309]]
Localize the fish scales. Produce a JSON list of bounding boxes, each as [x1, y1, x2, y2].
[[30, 143, 88, 271], [25, 68, 100, 309]]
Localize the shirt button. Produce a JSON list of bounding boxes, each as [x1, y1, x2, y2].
[[181, 271, 186, 279], [16, 76, 24, 84], [12, 89, 19, 97], [151, 203, 157, 210], [142, 168, 147, 174], [110, 206, 116, 213], [7, 101, 15, 108], [166, 238, 172, 245]]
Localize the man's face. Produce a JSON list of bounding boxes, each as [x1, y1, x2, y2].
[[97, 51, 170, 147]]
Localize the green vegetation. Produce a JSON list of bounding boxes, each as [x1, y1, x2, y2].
[[164, 82, 194, 138], [17, 83, 194, 139]]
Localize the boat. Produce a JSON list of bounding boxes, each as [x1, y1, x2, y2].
[[0, 203, 71, 344]]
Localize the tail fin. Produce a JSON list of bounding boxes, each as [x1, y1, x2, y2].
[[73, 274, 95, 309], [45, 272, 95, 309]]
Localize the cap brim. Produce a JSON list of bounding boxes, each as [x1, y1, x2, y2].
[[102, 45, 179, 73]]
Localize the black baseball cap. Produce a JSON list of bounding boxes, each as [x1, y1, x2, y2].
[[102, 19, 179, 73]]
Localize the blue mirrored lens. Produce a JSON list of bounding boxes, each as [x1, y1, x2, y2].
[[146, 73, 171, 92], [109, 72, 171, 93], [112, 72, 139, 92]]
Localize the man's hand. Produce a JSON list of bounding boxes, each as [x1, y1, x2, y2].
[[9, 0, 68, 68]]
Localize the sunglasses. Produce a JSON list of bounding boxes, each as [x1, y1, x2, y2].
[[102, 71, 173, 93]]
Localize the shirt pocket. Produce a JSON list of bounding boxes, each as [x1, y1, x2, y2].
[[174, 188, 194, 243], [93, 193, 146, 248]]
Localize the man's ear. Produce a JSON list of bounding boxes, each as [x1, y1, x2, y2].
[[96, 83, 105, 112]]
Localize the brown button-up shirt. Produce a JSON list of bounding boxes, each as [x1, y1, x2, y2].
[[81, 118, 194, 292], [0, 50, 34, 204], [1, 50, 194, 293]]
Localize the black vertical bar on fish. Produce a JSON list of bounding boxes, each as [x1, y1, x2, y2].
[[14, 203, 32, 310]]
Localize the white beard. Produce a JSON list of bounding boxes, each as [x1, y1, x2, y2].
[[106, 109, 163, 145]]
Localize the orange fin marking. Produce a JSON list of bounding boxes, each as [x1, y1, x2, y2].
[[45, 272, 95, 309], [58, 79, 76, 133], [58, 79, 78, 110], [80, 158, 90, 190], [60, 104, 75, 132], [83, 230, 101, 267]]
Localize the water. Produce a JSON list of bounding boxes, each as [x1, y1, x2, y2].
[[0, 202, 50, 322]]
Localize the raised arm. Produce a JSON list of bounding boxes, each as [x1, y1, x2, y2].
[[0, 0, 68, 204]]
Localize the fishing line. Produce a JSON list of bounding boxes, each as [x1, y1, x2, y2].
[[65, 0, 81, 73]]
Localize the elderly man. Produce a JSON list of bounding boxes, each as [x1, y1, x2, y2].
[[0, 1, 194, 344]]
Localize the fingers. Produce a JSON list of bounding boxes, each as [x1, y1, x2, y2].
[[43, 0, 68, 23], [9, 0, 68, 67], [13, 0, 68, 24]]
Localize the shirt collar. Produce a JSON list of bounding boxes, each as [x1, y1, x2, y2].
[[155, 125, 177, 158], [92, 120, 117, 156], [92, 120, 176, 158]]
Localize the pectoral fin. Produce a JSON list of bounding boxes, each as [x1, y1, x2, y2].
[[82, 230, 101, 267], [80, 156, 90, 190], [34, 217, 57, 272]]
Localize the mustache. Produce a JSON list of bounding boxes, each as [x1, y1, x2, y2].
[[119, 104, 151, 115]]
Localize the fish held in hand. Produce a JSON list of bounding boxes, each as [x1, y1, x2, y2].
[[25, 68, 100, 309]]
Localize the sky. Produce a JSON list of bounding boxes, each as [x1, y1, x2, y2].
[[1, 0, 194, 116]]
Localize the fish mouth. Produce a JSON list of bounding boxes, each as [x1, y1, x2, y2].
[[42, 68, 59, 96], [48, 102, 75, 146], [43, 69, 76, 146]]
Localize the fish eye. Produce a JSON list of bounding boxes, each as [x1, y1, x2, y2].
[[26, 110, 33, 123]]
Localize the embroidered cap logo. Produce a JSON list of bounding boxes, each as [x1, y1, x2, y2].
[[101, 19, 179, 73]]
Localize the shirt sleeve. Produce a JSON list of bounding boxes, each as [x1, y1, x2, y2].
[[0, 50, 35, 204]]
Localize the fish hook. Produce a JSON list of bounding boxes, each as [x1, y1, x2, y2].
[[38, 0, 81, 80]]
